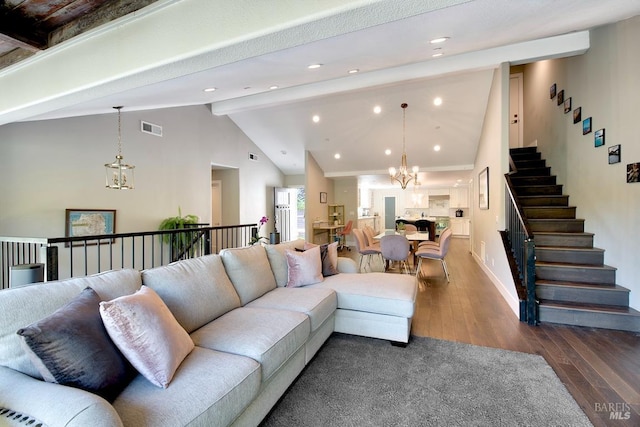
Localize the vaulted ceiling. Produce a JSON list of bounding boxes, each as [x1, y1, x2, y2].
[[2, 0, 639, 188]]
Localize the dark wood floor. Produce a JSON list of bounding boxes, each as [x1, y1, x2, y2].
[[339, 238, 640, 427]]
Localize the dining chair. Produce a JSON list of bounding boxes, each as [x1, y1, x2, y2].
[[414, 228, 452, 281], [380, 234, 411, 274], [362, 225, 381, 249], [352, 228, 383, 272], [404, 224, 418, 234], [418, 227, 450, 248]]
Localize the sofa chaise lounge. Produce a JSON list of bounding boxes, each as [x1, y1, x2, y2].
[[0, 239, 417, 426]]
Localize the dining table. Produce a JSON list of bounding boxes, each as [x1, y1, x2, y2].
[[374, 230, 432, 271]]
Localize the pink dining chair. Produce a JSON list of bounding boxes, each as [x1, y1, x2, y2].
[[415, 228, 452, 281]]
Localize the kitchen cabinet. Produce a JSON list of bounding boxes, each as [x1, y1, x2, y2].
[[450, 218, 470, 236], [358, 188, 372, 209], [405, 190, 428, 208], [450, 186, 469, 208]]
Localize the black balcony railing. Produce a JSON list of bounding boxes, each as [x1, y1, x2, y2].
[[0, 224, 255, 290]]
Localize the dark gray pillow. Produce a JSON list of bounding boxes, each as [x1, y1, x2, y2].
[[17, 287, 135, 401]]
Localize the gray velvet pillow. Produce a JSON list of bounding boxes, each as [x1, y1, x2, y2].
[[16, 287, 135, 401]]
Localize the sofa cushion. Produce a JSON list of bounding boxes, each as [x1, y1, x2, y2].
[[100, 286, 194, 388], [16, 287, 134, 401], [304, 241, 339, 276], [220, 245, 277, 305], [310, 272, 417, 318], [0, 269, 141, 380], [190, 307, 309, 382], [264, 240, 305, 287], [246, 287, 337, 332], [114, 347, 260, 427], [141, 255, 241, 333], [285, 246, 323, 287]]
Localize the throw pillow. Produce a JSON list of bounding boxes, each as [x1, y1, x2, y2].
[[303, 241, 339, 277], [16, 287, 135, 401], [285, 246, 323, 287], [99, 286, 194, 388]]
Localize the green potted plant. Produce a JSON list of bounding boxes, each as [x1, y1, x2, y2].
[[158, 207, 200, 258]]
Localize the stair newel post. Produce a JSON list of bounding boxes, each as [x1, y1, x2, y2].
[[524, 239, 537, 325]]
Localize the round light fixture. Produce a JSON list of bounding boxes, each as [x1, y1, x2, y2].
[[430, 37, 449, 44], [312, 115, 320, 123], [373, 105, 382, 114], [434, 97, 443, 106], [434, 145, 441, 152]]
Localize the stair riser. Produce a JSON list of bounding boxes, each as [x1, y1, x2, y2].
[[513, 159, 546, 169], [513, 167, 552, 177], [511, 152, 541, 161], [529, 220, 585, 233], [536, 265, 616, 285], [514, 185, 563, 196], [537, 285, 629, 306], [535, 234, 593, 248], [536, 249, 603, 265], [519, 196, 569, 207], [524, 207, 576, 219], [512, 176, 557, 186], [539, 306, 640, 332]]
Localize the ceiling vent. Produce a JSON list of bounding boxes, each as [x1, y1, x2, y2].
[[248, 152, 258, 161], [141, 121, 162, 137]]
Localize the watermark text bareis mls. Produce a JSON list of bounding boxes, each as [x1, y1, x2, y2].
[[594, 402, 631, 420]]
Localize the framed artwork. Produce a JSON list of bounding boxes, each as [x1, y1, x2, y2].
[[65, 209, 116, 246], [627, 163, 640, 183], [608, 144, 621, 164], [582, 117, 592, 135], [320, 192, 327, 204], [594, 129, 605, 147], [550, 83, 557, 99], [478, 167, 489, 210], [573, 107, 582, 124], [564, 97, 572, 114], [557, 89, 564, 106]]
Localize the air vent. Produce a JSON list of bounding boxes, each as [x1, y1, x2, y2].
[[248, 152, 258, 161], [140, 121, 162, 137]]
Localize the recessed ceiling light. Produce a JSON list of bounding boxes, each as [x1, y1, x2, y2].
[[434, 145, 441, 151], [373, 105, 382, 114], [385, 149, 391, 155], [433, 97, 443, 106], [269, 85, 279, 90], [348, 69, 359, 74], [308, 64, 322, 69], [203, 87, 216, 92], [430, 37, 449, 44], [334, 153, 341, 159], [432, 52, 444, 58], [312, 115, 320, 123]]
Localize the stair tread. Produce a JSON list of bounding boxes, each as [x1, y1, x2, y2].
[[536, 246, 604, 252], [539, 299, 640, 315], [534, 231, 593, 235], [536, 279, 627, 291], [536, 261, 616, 269]]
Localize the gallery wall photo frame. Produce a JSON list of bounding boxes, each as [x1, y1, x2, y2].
[[582, 117, 592, 135], [557, 89, 564, 106], [573, 107, 582, 124], [320, 192, 327, 204], [608, 144, 621, 164], [564, 97, 572, 114], [550, 83, 557, 99], [594, 129, 605, 147], [65, 209, 116, 247], [478, 167, 489, 210], [627, 163, 640, 183]]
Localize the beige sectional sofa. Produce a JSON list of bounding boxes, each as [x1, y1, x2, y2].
[[0, 240, 416, 427]]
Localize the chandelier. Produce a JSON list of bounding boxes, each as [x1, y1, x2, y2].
[[105, 106, 135, 190], [388, 103, 419, 189]]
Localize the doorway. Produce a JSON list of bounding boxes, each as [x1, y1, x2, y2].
[[509, 73, 523, 148], [384, 196, 396, 230]]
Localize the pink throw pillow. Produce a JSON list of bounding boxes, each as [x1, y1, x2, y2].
[[286, 246, 323, 287]]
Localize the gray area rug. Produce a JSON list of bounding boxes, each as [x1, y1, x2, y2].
[[261, 334, 592, 426]]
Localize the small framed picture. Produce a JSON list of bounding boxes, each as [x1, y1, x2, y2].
[[627, 162, 640, 183], [564, 97, 572, 114], [65, 209, 116, 247], [557, 89, 564, 106], [582, 117, 592, 135], [478, 167, 489, 210], [594, 129, 605, 147], [550, 83, 557, 99], [573, 107, 582, 124], [320, 192, 327, 204], [608, 144, 621, 164]]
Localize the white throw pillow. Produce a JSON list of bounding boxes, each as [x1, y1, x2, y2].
[[99, 286, 194, 388], [285, 246, 323, 287]]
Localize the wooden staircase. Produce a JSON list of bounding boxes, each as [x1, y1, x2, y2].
[[510, 147, 640, 332]]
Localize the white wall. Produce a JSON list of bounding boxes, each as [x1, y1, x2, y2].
[[523, 16, 640, 310], [0, 105, 284, 238], [471, 63, 519, 315]]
